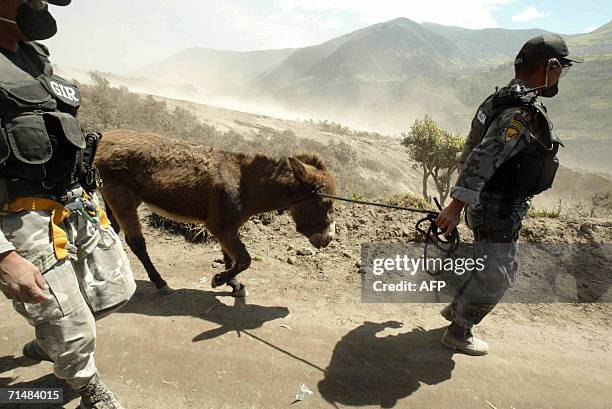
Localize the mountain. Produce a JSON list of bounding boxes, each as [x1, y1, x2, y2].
[[259, 19, 612, 138], [134, 18, 611, 92], [124, 18, 612, 143], [422, 23, 549, 64], [260, 18, 468, 87], [254, 23, 370, 88], [567, 20, 612, 57]]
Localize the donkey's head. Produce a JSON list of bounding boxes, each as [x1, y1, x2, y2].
[[287, 155, 337, 249]]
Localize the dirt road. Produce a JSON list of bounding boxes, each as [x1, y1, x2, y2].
[[1, 206, 610, 409]]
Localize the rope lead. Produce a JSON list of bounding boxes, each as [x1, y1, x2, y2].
[[314, 187, 461, 276]]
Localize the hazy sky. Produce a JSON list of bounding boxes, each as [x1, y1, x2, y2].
[[43, 0, 611, 74]]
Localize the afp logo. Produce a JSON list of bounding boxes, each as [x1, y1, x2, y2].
[[43, 76, 81, 108]]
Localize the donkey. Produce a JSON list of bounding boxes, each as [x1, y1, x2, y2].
[[94, 130, 337, 296]]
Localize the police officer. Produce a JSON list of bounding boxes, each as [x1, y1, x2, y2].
[[0, 1, 136, 407], [435, 34, 579, 355]]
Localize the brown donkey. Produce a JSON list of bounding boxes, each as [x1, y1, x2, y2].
[[95, 130, 337, 296]]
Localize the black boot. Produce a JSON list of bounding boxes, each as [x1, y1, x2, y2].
[[78, 373, 125, 409], [22, 340, 53, 363]]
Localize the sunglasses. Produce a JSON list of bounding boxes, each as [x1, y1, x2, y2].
[[546, 59, 572, 78], [560, 63, 572, 77]]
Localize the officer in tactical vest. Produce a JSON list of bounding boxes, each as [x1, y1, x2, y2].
[[0, 1, 136, 407], [435, 34, 579, 355]]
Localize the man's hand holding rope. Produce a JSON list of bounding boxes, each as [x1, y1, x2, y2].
[[436, 198, 465, 237]]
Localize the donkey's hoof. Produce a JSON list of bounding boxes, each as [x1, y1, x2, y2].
[[211, 274, 224, 289], [232, 284, 249, 298], [157, 285, 175, 295]]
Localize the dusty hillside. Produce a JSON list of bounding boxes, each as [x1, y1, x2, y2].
[[156, 96, 612, 214], [155, 96, 425, 197]]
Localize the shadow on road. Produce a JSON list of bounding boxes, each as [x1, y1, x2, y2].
[[319, 321, 455, 408], [0, 356, 79, 409], [118, 280, 289, 342]]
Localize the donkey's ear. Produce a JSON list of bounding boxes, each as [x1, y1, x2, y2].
[[288, 157, 309, 182]]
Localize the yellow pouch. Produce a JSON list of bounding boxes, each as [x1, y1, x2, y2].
[[2, 197, 71, 260]]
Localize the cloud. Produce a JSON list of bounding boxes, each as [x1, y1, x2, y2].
[[511, 6, 550, 23], [583, 25, 597, 33], [320, 18, 342, 30], [276, 0, 515, 29]]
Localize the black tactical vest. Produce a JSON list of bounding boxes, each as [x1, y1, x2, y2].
[[0, 42, 85, 194], [460, 83, 563, 198]]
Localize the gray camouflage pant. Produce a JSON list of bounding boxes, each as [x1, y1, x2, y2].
[[451, 192, 529, 328], [1, 188, 136, 389]]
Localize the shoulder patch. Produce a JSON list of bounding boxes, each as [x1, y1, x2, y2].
[[504, 111, 531, 142], [476, 108, 487, 125]]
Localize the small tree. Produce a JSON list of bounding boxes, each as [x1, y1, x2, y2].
[[401, 115, 439, 200], [431, 131, 464, 205], [401, 116, 465, 205]]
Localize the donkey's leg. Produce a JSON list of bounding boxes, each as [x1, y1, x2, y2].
[[222, 249, 233, 269], [102, 185, 173, 295], [126, 236, 173, 295], [221, 249, 245, 297], [211, 232, 251, 297]]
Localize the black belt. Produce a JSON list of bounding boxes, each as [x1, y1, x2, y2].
[[480, 191, 530, 204], [1, 178, 80, 202]]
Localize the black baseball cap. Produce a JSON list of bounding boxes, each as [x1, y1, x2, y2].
[[514, 33, 582, 66], [24, 0, 72, 6], [28, 0, 72, 6]]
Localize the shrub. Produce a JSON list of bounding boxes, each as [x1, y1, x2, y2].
[[146, 213, 214, 243], [305, 119, 384, 139], [387, 193, 434, 211], [527, 200, 562, 219]]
